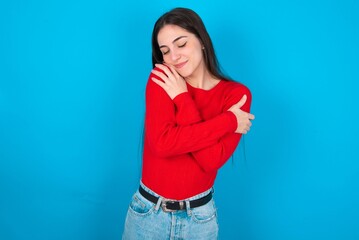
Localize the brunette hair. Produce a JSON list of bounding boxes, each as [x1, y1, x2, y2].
[[151, 7, 228, 80]]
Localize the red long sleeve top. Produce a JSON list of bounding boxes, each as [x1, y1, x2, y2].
[[142, 70, 252, 200]]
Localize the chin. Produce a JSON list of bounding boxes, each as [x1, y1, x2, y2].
[[176, 68, 192, 78]]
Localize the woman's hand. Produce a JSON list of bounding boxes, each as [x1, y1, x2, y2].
[[228, 95, 255, 134], [151, 63, 188, 100]]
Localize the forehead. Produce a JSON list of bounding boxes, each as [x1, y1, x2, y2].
[[157, 24, 194, 45]]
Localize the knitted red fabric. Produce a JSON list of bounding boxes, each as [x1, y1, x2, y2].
[[142, 69, 252, 200]]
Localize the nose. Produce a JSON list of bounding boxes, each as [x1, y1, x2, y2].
[[169, 49, 180, 62]]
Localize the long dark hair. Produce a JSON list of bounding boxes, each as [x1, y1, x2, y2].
[[151, 7, 229, 80]]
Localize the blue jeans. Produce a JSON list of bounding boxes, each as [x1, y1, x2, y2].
[[122, 182, 219, 240]]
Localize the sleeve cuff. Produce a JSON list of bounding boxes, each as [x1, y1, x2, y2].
[[225, 111, 238, 132], [173, 92, 191, 104]]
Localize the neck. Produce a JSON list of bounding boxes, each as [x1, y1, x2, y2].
[[185, 67, 219, 90]]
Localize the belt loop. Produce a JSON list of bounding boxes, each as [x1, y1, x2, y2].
[[154, 196, 162, 212], [185, 200, 191, 216]]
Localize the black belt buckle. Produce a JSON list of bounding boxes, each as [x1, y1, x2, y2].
[[161, 199, 185, 212]]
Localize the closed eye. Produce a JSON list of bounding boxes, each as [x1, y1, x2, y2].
[[161, 47, 170, 55], [178, 42, 187, 48]]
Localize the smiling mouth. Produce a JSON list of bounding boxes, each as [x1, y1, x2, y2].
[[174, 61, 187, 69]]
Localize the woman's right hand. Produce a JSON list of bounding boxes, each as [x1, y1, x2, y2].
[[228, 95, 255, 134], [151, 63, 188, 100]]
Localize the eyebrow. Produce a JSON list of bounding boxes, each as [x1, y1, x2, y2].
[[159, 36, 188, 48]]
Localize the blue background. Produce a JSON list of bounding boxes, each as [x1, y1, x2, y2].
[[1, 0, 358, 239]]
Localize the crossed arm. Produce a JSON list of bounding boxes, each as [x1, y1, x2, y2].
[[146, 64, 255, 172]]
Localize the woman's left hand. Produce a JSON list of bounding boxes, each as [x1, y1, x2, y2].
[[151, 63, 188, 100]]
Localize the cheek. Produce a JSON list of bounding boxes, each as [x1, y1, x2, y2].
[[162, 55, 170, 63], [191, 49, 204, 63], [159, 52, 171, 63]]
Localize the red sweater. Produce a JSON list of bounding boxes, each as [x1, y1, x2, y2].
[[142, 70, 252, 200]]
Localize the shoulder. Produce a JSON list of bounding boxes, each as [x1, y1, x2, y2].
[[145, 68, 171, 100], [219, 79, 252, 111], [222, 79, 251, 100], [145, 67, 165, 92]]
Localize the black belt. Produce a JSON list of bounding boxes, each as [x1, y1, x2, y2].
[[139, 186, 212, 212]]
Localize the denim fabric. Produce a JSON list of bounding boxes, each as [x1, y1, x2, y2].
[[122, 182, 218, 240]]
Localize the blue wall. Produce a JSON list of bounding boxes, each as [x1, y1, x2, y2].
[[1, 0, 358, 239]]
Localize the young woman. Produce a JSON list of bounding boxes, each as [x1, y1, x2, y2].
[[122, 7, 255, 239]]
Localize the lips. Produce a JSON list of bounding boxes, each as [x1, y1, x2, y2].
[[174, 61, 188, 69]]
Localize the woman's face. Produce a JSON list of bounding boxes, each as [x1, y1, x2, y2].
[[157, 24, 205, 78]]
